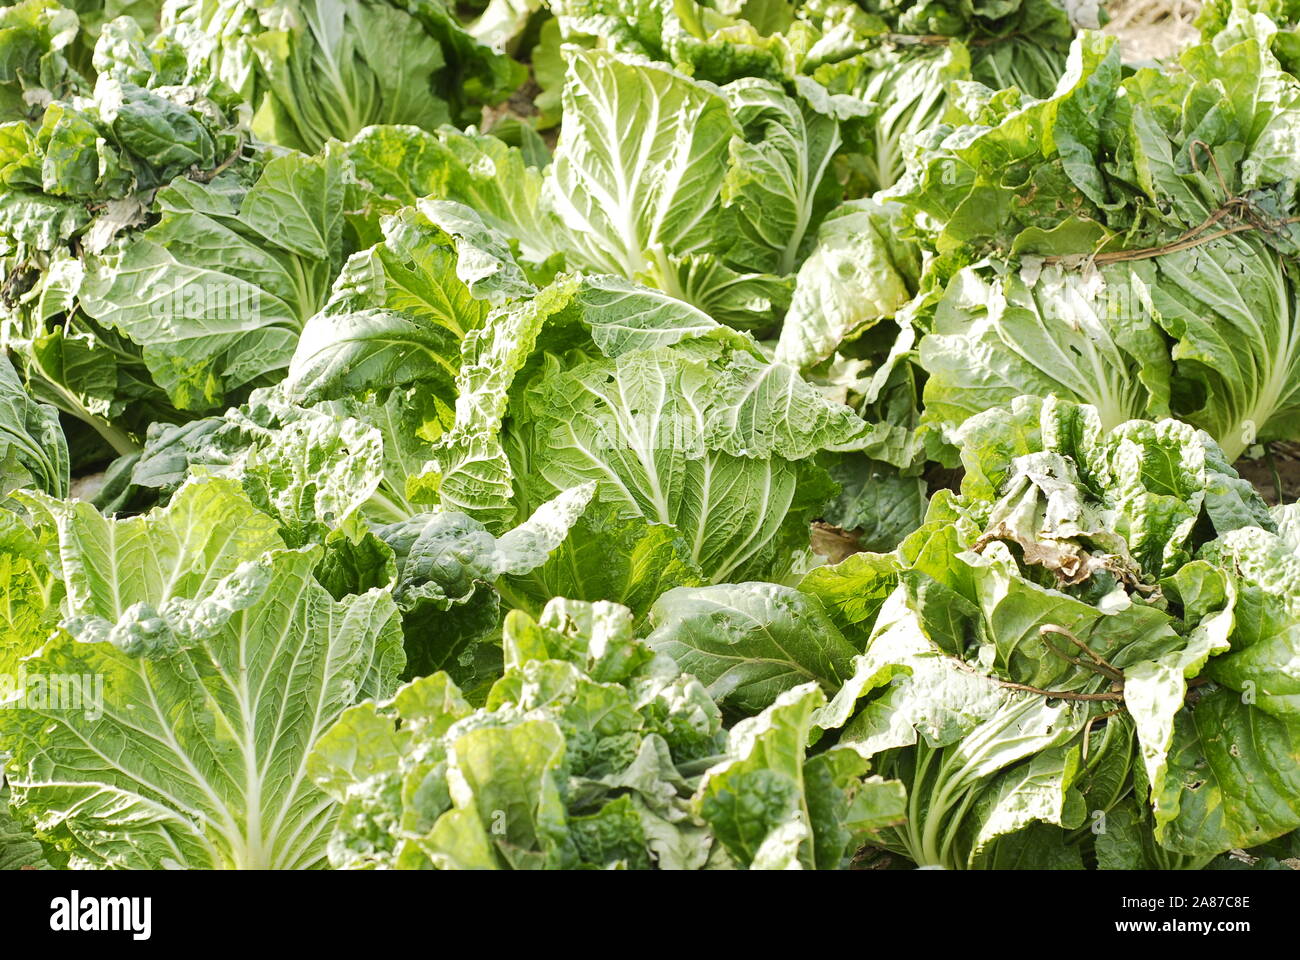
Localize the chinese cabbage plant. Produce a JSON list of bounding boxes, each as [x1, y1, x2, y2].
[[2, 0, 1299, 872]]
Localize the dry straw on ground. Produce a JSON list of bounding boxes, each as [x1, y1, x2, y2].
[[1105, 0, 1200, 60]]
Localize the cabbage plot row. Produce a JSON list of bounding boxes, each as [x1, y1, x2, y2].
[[0, 0, 1298, 870]]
